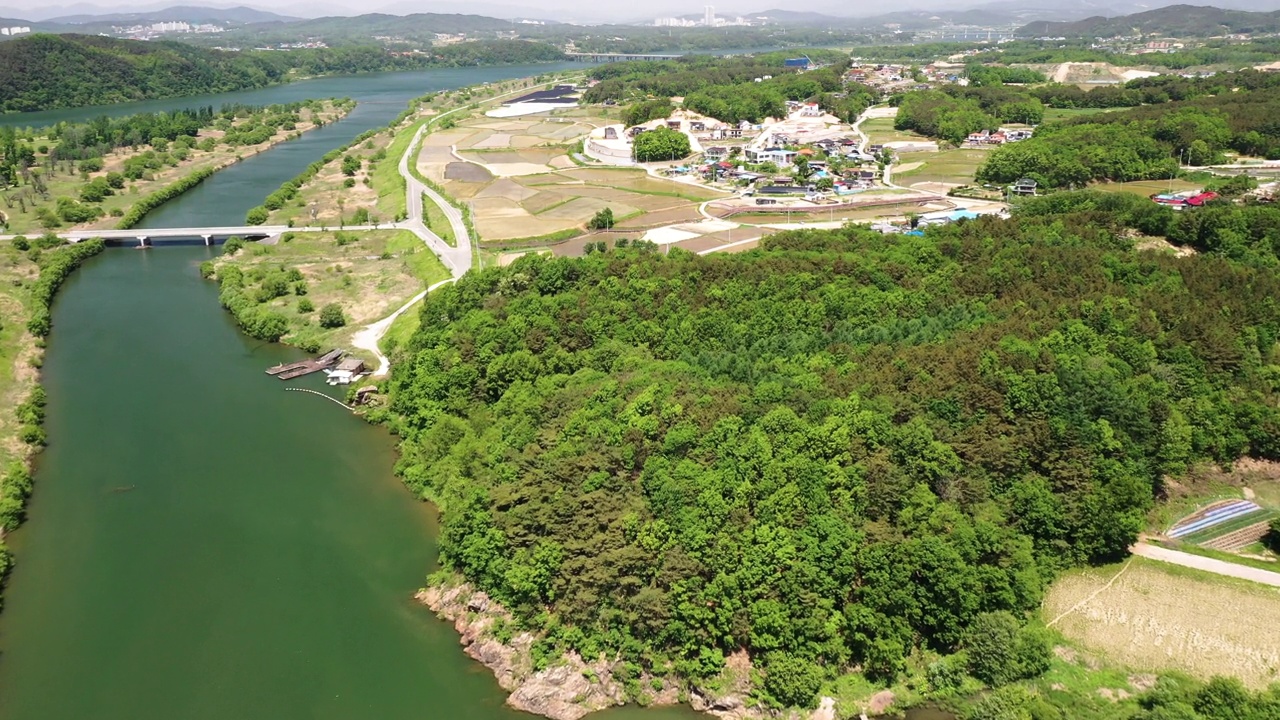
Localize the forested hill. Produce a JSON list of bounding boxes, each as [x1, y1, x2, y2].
[[0, 34, 289, 113], [382, 212, 1280, 709], [0, 33, 566, 113], [1018, 5, 1280, 38]]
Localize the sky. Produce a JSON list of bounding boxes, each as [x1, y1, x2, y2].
[[1, 0, 1008, 23], [5, 0, 1270, 25]]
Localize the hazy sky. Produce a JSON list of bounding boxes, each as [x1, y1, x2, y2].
[[7, 0, 1261, 24], [7, 0, 995, 23]]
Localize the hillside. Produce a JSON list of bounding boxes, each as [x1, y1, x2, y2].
[[0, 33, 288, 112], [385, 215, 1280, 713], [46, 5, 300, 25], [1018, 4, 1280, 37]]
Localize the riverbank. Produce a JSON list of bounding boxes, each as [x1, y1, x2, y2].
[[419, 578, 783, 720], [206, 230, 448, 359], [258, 75, 580, 230], [0, 238, 104, 589], [1, 99, 354, 236]]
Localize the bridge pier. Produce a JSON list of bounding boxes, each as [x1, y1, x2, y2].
[[137, 235, 149, 248], [202, 234, 212, 246]]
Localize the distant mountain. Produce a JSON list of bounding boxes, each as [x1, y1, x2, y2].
[[0, 33, 289, 111], [47, 5, 300, 24], [1017, 4, 1280, 37], [744, 9, 852, 25], [251, 11, 539, 36]]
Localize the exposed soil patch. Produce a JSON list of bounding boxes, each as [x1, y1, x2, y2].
[[445, 162, 493, 182]]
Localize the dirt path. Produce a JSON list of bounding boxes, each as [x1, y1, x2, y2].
[[350, 278, 456, 376], [1131, 542, 1280, 587]]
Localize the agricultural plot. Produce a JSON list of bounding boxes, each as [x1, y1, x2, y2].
[[417, 109, 725, 243], [860, 117, 926, 145], [1044, 559, 1280, 689], [1167, 499, 1277, 551]]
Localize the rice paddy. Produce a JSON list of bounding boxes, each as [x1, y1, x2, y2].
[[1044, 558, 1280, 688], [415, 109, 726, 243]]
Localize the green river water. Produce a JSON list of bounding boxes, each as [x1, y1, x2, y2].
[[0, 66, 703, 720]]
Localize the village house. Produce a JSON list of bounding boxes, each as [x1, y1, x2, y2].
[[1011, 178, 1038, 196], [704, 146, 728, 161]]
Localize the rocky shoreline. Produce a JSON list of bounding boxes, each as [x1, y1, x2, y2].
[[418, 581, 834, 720]]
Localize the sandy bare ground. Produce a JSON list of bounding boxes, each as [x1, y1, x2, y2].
[[1131, 542, 1280, 587]]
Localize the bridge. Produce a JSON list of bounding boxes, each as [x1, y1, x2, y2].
[[37, 223, 393, 247], [565, 52, 683, 63]]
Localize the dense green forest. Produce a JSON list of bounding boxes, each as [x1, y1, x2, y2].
[[974, 38, 1280, 71], [894, 86, 1051, 144], [1017, 5, 1280, 40], [585, 52, 876, 125], [380, 198, 1280, 712], [978, 71, 1280, 188], [0, 34, 564, 112], [0, 34, 291, 112]]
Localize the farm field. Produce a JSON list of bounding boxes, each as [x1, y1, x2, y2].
[[1044, 558, 1280, 688], [895, 148, 989, 187], [417, 110, 725, 243], [1092, 179, 1203, 196]]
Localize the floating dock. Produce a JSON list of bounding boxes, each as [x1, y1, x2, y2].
[[266, 349, 344, 380]]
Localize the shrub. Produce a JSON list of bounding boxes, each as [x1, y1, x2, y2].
[[318, 303, 346, 328], [298, 298, 315, 313], [223, 236, 246, 255]]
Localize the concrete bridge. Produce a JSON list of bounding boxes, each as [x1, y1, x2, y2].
[[22, 223, 394, 247], [565, 52, 683, 63]]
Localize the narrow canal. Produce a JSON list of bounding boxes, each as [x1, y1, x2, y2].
[[0, 65, 702, 720]]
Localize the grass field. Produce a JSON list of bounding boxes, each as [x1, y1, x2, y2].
[[422, 192, 456, 247], [1042, 107, 1126, 123], [894, 149, 989, 186], [6, 101, 349, 235], [861, 117, 925, 145], [1093, 179, 1203, 196], [1044, 558, 1280, 688], [215, 230, 447, 357]]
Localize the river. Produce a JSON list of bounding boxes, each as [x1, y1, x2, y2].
[[0, 65, 701, 720]]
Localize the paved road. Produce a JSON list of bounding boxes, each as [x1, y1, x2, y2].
[[1132, 542, 1280, 587], [398, 123, 471, 278]]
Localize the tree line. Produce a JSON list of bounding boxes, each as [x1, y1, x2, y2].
[[588, 53, 875, 126], [0, 33, 565, 113]]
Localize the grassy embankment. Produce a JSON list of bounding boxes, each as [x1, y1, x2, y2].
[[207, 230, 448, 360], [3, 100, 353, 235], [0, 237, 104, 602]]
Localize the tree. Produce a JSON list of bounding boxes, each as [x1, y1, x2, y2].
[[245, 206, 269, 225], [633, 127, 690, 163], [341, 154, 361, 176], [319, 303, 346, 328], [622, 98, 673, 127], [588, 207, 615, 230], [964, 612, 1050, 687], [761, 652, 824, 709]]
